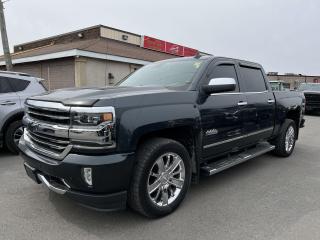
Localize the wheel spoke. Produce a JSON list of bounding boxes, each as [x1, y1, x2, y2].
[[156, 158, 165, 173], [169, 178, 184, 189], [167, 156, 181, 174], [148, 179, 161, 194]]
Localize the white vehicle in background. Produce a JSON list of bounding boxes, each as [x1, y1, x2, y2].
[[0, 71, 47, 154], [269, 80, 290, 91]]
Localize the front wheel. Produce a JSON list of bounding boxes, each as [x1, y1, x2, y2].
[[5, 120, 23, 154], [271, 119, 297, 157], [129, 138, 191, 218]]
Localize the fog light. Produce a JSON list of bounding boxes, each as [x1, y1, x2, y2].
[[82, 168, 93, 186]]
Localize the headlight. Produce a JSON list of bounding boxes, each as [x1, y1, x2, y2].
[[69, 107, 116, 150], [71, 107, 114, 126]]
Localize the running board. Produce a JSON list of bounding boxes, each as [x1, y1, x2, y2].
[[201, 142, 275, 176]]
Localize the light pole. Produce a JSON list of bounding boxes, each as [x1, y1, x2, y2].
[[0, 0, 12, 71]]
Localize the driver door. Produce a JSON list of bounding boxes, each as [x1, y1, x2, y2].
[[199, 61, 247, 159]]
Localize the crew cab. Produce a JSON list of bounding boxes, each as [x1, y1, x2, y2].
[[19, 56, 305, 218]]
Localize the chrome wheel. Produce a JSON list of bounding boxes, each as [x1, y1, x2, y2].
[[13, 126, 23, 146], [147, 152, 185, 207], [285, 126, 295, 153]]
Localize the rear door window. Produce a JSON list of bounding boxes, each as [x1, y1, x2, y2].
[[0, 77, 13, 93], [7, 78, 30, 92], [239, 66, 267, 92]]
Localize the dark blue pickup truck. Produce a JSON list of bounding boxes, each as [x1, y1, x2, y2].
[[19, 56, 305, 218]]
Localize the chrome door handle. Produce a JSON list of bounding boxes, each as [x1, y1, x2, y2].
[[0, 101, 16, 106], [267, 99, 275, 104], [238, 101, 248, 106]]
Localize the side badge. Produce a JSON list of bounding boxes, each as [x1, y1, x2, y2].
[[205, 129, 218, 136]]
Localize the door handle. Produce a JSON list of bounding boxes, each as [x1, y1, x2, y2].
[[238, 101, 248, 106], [267, 99, 275, 104], [0, 101, 16, 106]]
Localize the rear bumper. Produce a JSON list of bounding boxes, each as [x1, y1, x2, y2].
[[19, 137, 135, 211]]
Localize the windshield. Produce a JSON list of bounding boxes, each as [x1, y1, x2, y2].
[[298, 83, 320, 91], [117, 59, 204, 88]]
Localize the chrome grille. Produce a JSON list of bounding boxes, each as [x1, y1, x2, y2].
[[27, 106, 70, 125], [305, 94, 320, 104], [26, 105, 70, 125], [24, 100, 72, 160], [26, 130, 70, 153]]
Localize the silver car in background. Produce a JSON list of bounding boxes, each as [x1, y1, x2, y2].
[[0, 71, 46, 154]]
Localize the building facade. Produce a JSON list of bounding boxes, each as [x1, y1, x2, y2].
[[267, 72, 320, 90], [0, 25, 203, 90]]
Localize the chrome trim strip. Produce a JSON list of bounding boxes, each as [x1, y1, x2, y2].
[[210, 90, 269, 96], [37, 173, 67, 195], [27, 109, 70, 120], [24, 116, 69, 138], [26, 99, 71, 112], [238, 101, 248, 106], [71, 106, 115, 114], [203, 127, 274, 149]]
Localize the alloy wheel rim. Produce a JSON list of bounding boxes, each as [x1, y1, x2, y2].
[[285, 126, 295, 153], [147, 152, 185, 207], [14, 127, 24, 146]]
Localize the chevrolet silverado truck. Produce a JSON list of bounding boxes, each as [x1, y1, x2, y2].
[[19, 56, 305, 218]]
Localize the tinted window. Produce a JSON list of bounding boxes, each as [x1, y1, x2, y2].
[[8, 78, 30, 92], [208, 64, 239, 91], [0, 77, 13, 93], [240, 66, 266, 92]]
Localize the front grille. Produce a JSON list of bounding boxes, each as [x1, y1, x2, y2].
[[305, 94, 320, 104], [24, 100, 72, 160], [26, 130, 70, 155], [26, 105, 70, 125]]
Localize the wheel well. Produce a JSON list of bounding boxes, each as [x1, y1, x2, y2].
[[1, 112, 24, 138], [137, 127, 198, 174]]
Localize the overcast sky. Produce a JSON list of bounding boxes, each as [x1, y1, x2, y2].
[[1, 0, 319, 75]]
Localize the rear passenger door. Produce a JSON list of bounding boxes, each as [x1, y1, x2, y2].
[[0, 77, 21, 128], [237, 64, 275, 145]]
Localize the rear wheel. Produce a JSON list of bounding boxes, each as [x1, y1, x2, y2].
[[5, 120, 23, 154], [129, 138, 191, 218], [272, 119, 297, 157]]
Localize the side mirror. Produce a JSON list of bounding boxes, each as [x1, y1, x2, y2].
[[202, 78, 236, 94]]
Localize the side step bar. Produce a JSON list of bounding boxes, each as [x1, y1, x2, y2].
[[201, 142, 275, 176]]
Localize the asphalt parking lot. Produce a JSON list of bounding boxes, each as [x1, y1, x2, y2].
[[0, 115, 320, 240]]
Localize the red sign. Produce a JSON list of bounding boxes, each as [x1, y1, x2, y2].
[[143, 36, 165, 52], [143, 36, 198, 57], [165, 42, 184, 56]]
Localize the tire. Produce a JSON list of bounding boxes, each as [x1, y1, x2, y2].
[[5, 120, 23, 154], [271, 119, 297, 157], [129, 138, 192, 218]]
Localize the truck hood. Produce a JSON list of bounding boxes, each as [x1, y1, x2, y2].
[[29, 86, 184, 107]]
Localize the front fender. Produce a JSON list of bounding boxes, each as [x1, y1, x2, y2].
[[117, 104, 200, 152]]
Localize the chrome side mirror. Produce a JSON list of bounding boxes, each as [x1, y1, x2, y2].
[[202, 78, 236, 94]]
